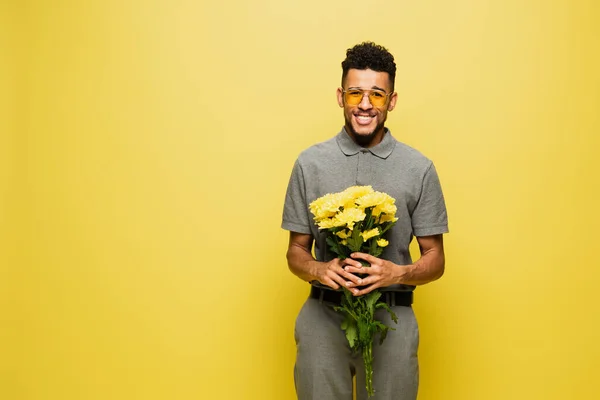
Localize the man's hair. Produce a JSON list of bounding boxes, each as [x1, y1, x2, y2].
[[341, 42, 396, 90]]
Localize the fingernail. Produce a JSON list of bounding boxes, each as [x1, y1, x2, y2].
[[346, 281, 351, 287], [357, 279, 362, 284]]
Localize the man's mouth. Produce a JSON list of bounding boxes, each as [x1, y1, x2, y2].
[[354, 114, 375, 126]]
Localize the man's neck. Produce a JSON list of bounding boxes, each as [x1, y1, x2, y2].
[[346, 126, 386, 148]]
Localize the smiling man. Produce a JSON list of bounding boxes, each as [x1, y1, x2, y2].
[[282, 42, 449, 400], [337, 67, 396, 147]]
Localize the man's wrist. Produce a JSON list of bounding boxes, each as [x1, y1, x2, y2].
[[307, 259, 323, 284], [393, 263, 412, 285]]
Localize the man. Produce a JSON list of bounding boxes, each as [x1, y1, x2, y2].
[[281, 42, 449, 400]]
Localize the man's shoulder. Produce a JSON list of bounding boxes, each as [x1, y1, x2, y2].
[[391, 138, 433, 168], [296, 135, 340, 164]]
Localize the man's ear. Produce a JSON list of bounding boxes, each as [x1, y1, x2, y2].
[[387, 92, 398, 111], [336, 88, 344, 108]]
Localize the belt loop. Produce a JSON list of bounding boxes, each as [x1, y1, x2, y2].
[[385, 292, 391, 306], [318, 288, 324, 303], [390, 292, 396, 307]]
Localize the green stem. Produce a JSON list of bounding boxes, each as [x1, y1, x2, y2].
[[363, 341, 374, 397]]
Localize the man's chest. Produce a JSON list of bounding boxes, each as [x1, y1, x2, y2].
[[305, 155, 421, 216]]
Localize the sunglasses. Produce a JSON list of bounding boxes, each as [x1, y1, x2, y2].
[[342, 88, 392, 107]]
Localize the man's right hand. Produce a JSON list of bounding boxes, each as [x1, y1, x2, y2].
[[286, 232, 363, 292], [314, 257, 363, 291]]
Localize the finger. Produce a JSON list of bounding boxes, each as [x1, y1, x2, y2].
[[352, 282, 381, 296], [340, 270, 362, 285], [350, 252, 378, 264], [323, 277, 340, 290], [357, 274, 379, 286], [323, 260, 348, 289], [332, 261, 355, 277], [344, 265, 374, 275], [329, 270, 350, 289], [346, 273, 378, 288], [344, 274, 364, 288], [342, 258, 363, 268]]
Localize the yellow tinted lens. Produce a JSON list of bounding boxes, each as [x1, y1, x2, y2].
[[369, 90, 387, 107], [345, 90, 364, 105]]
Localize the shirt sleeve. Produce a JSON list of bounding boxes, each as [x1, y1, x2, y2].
[[281, 159, 312, 234], [411, 162, 449, 237]]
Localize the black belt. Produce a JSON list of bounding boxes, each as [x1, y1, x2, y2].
[[310, 286, 413, 307]]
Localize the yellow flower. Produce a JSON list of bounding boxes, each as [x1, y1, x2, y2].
[[372, 202, 397, 217], [334, 207, 366, 230], [376, 238, 389, 247], [341, 185, 374, 200], [317, 217, 337, 229], [336, 230, 351, 239], [310, 192, 345, 221], [379, 214, 398, 224], [341, 239, 347, 245], [337, 186, 373, 210], [361, 228, 380, 241], [356, 191, 396, 211]]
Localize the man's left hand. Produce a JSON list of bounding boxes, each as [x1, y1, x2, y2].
[[343, 252, 407, 296]]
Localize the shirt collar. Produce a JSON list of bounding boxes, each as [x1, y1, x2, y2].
[[336, 127, 396, 159]]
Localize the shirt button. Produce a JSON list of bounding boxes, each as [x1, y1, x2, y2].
[[361, 149, 369, 153]]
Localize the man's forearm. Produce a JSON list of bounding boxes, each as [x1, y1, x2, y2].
[[397, 246, 445, 286], [286, 243, 321, 283]]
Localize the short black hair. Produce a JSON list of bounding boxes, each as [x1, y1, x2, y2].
[[341, 42, 396, 90]]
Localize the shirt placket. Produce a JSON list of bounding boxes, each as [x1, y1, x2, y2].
[[356, 149, 371, 186]]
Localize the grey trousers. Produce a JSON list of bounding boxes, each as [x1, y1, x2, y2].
[[294, 296, 419, 400]]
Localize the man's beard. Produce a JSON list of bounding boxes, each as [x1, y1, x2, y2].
[[345, 118, 386, 147]]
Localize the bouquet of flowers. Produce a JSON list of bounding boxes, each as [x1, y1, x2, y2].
[[309, 185, 399, 397]]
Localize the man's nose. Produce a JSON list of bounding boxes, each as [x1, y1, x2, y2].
[[358, 93, 373, 109]]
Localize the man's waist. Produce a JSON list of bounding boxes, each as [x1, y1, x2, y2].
[[309, 285, 413, 307]]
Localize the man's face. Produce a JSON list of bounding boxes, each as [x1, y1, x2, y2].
[[336, 68, 397, 147]]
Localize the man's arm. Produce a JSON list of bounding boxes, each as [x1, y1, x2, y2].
[[342, 234, 446, 295], [398, 234, 445, 285], [286, 231, 363, 290]]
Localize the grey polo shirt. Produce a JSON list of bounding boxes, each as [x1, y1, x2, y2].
[[282, 127, 449, 291]]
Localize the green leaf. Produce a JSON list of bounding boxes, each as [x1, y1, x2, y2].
[[341, 314, 352, 330], [345, 323, 357, 349], [365, 291, 382, 310], [375, 301, 398, 324], [372, 321, 386, 332], [338, 292, 360, 321], [346, 227, 364, 252], [376, 323, 390, 345], [342, 287, 354, 305], [371, 245, 383, 258], [379, 220, 397, 235], [358, 319, 370, 344], [369, 237, 377, 253], [364, 208, 373, 230], [325, 236, 342, 257]]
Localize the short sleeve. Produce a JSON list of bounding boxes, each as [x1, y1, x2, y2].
[[281, 159, 312, 234], [411, 162, 449, 237]]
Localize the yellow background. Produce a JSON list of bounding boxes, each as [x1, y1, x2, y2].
[[3, 0, 600, 399]]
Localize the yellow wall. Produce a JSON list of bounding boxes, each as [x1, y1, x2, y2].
[[4, 0, 600, 399], [1, 0, 21, 395]]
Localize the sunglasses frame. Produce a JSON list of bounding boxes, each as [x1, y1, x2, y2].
[[341, 88, 393, 107]]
